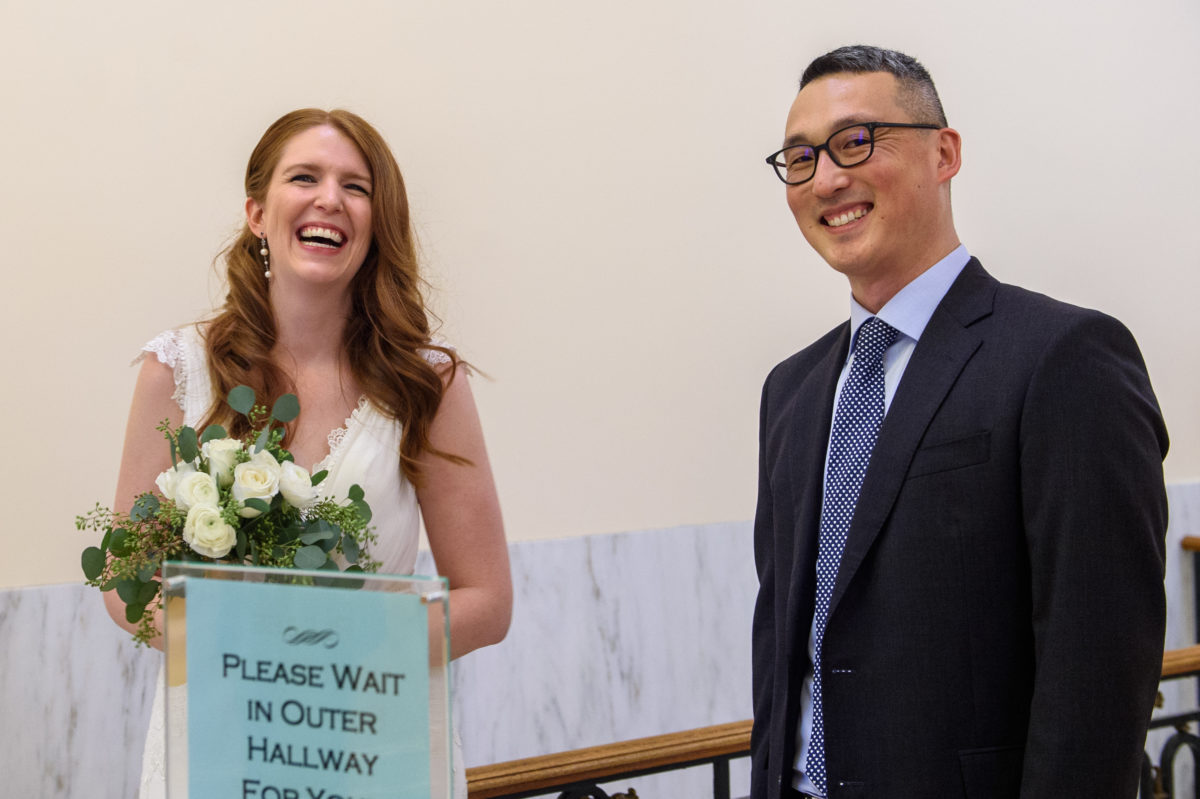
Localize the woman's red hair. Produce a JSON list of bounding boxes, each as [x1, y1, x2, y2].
[[201, 108, 462, 483]]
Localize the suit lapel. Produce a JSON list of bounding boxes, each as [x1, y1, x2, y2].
[[782, 324, 849, 668], [828, 260, 997, 617]]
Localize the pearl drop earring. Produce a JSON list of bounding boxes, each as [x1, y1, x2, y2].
[[259, 235, 271, 279]]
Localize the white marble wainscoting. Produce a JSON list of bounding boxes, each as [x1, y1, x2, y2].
[[3, 481, 1198, 799], [0, 582, 162, 798]]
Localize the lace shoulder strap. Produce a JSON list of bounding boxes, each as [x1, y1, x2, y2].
[[134, 326, 213, 426], [420, 336, 454, 367]]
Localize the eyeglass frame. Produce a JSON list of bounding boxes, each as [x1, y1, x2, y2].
[[764, 121, 943, 186]]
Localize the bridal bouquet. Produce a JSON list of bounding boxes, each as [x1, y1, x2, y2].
[[79, 385, 378, 645]]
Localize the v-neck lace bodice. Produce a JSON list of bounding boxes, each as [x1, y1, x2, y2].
[[314, 394, 371, 473]]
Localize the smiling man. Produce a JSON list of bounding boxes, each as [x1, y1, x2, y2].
[[751, 45, 1169, 799]]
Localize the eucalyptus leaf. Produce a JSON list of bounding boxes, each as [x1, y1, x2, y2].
[[136, 560, 159, 583], [137, 581, 160, 605], [115, 578, 141, 604], [81, 547, 105, 580], [254, 426, 271, 453], [99, 529, 112, 552], [299, 530, 334, 545], [100, 577, 119, 592], [125, 603, 146, 624], [310, 469, 328, 487], [243, 498, 270, 514], [271, 394, 300, 423], [294, 545, 328, 570], [228, 385, 256, 416], [109, 530, 131, 557], [130, 494, 159, 522], [199, 424, 228, 444], [178, 426, 200, 463], [342, 535, 360, 564], [300, 520, 335, 542], [348, 484, 364, 502], [352, 499, 373, 524], [236, 529, 248, 561], [318, 531, 340, 553]]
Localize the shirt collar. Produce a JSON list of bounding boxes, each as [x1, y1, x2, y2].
[[847, 244, 970, 351]]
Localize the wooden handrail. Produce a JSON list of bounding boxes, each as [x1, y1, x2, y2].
[[467, 644, 1200, 798], [465, 719, 752, 798], [1162, 643, 1200, 678]]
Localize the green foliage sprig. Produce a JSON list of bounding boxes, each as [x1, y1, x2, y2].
[[79, 386, 378, 645]]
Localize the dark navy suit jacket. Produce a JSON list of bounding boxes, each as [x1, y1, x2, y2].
[[751, 259, 1168, 799]]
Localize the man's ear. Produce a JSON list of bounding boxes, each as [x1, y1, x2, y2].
[[245, 196, 264, 236], [935, 127, 962, 184]]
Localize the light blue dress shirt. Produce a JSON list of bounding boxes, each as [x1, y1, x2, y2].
[[791, 244, 971, 795]]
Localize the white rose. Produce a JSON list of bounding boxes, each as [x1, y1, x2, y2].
[[182, 504, 237, 558], [232, 449, 281, 517], [174, 470, 220, 512], [154, 462, 197, 504], [278, 460, 317, 509], [202, 438, 243, 488]]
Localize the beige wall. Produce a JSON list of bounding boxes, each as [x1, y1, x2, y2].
[[3, 0, 1197, 588]]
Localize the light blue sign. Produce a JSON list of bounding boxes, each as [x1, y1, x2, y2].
[[186, 578, 431, 798]]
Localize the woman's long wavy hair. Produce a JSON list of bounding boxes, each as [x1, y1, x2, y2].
[[200, 108, 462, 484]]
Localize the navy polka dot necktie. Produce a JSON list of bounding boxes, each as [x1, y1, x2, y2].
[[806, 316, 900, 794]]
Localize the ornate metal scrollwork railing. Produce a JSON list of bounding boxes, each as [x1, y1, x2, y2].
[[1143, 648, 1200, 798]]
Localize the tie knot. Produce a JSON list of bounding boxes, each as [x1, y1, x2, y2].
[[853, 317, 900, 363]]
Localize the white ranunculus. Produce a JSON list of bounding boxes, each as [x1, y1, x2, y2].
[[278, 460, 317, 509], [182, 504, 237, 558], [202, 438, 243, 488], [174, 470, 220, 512], [154, 462, 197, 504], [232, 449, 281, 517]]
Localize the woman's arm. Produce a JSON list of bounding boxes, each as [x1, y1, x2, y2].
[[102, 356, 184, 649], [416, 366, 512, 660]]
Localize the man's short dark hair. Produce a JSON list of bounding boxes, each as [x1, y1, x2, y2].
[[800, 45, 948, 127]]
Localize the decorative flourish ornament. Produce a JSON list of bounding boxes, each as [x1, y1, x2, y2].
[[259, 235, 271, 279]]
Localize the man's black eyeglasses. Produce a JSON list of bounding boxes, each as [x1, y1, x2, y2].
[[765, 122, 941, 185]]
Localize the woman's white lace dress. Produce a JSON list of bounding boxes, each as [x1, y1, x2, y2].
[[136, 324, 465, 799]]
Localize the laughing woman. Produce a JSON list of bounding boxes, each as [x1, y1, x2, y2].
[[106, 109, 512, 799]]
